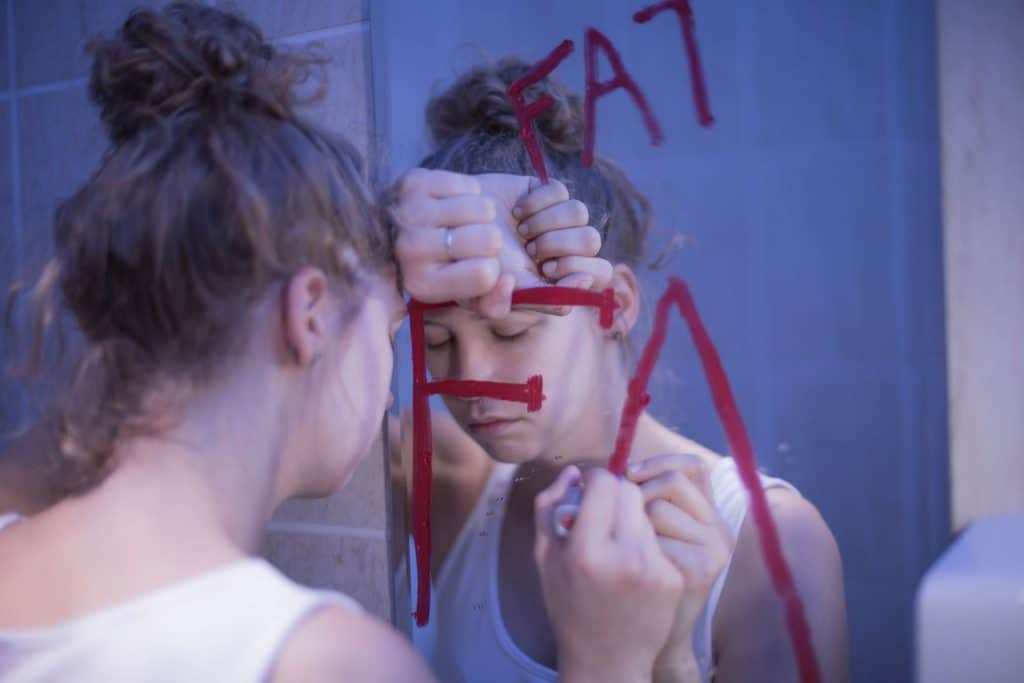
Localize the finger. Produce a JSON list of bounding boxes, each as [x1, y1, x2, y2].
[[549, 272, 594, 292], [646, 498, 707, 542], [656, 537, 705, 572], [434, 195, 497, 227], [613, 479, 658, 546], [475, 274, 515, 319], [422, 258, 500, 301], [637, 470, 717, 525], [400, 168, 481, 199], [570, 469, 619, 549], [527, 226, 602, 262], [627, 453, 705, 485], [544, 256, 614, 287], [517, 199, 590, 240], [534, 465, 582, 559], [443, 223, 503, 261], [512, 178, 570, 222], [629, 453, 715, 506], [535, 465, 583, 517]]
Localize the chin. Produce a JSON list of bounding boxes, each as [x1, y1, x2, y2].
[[468, 435, 542, 465]]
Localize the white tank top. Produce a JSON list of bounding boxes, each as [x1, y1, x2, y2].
[[426, 458, 799, 683], [0, 513, 362, 682]]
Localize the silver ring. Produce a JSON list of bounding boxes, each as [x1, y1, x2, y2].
[[444, 227, 455, 262]]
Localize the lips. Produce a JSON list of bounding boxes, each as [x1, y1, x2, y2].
[[466, 415, 523, 436]]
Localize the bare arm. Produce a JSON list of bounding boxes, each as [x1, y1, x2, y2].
[[712, 489, 849, 682]]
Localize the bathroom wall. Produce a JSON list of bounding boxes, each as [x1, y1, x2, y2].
[[0, 0, 393, 620]]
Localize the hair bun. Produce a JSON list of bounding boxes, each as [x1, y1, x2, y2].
[[427, 56, 585, 155], [87, 2, 322, 145]]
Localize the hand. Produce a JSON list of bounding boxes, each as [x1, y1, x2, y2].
[[626, 454, 734, 681], [390, 168, 505, 305], [389, 168, 613, 319], [534, 466, 685, 683], [510, 177, 612, 292], [467, 174, 612, 317]]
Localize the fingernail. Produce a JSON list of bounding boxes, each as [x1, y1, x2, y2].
[[518, 223, 529, 236], [512, 206, 523, 219], [627, 460, 643, 475], [526, 241, 537, 256], [542, 260, 557, 276]]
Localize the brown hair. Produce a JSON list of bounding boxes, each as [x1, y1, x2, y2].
[[421, 57, 653, 268], [6, 2, 391, 489]]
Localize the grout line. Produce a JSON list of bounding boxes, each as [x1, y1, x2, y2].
[[6, 0, 26, 425], [266, 521, 386, 540], [275, 20, 368, 46], [12, 77, 89, 99]]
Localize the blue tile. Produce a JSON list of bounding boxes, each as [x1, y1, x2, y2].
[[13, 0, 164, 89], [754, 144, 902, 363], [0, 0, 9, 92], [887, 0, 940, 142], [768, 377, 906, 562], [846, 576, 915, 683], [0, 102, 18, 439], [17, 85, 105, 268], [215, 0, 365, 40], [897, 142, 946, 358], [627, 160, 756, 361], [754, 1, 887, 147], [0, 102, 10, 215]]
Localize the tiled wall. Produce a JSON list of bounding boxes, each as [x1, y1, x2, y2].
[[0, 0, 393, 621]]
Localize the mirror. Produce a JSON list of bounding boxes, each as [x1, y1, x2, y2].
[[372, 2, 948, 681]]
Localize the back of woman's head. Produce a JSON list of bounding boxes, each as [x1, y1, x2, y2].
[[9, 2, 391, 487], [421, 57, 652, 268]]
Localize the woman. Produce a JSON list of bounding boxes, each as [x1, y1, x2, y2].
[[0, 4, 684, 682], [406, 59, 850, 682]]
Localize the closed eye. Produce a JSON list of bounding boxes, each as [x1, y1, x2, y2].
[[425, 329, 452, 349], [491, 327, 532, 342]]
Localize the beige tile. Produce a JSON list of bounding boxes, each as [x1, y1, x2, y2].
[[262, 529, 390, 621], [218, 0, 365, 40], [273, 434, 388, 530], [288, 26, 372, 159]]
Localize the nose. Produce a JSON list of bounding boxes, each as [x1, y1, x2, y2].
[[452, 338, 494, 383]]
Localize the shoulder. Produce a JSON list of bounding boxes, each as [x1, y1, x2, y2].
[[713, 487, 849, 681], [271, 605, 436, 683]]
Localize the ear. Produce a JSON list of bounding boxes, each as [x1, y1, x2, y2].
[[282, 267, 330, 367], [608, 264, 640, 335]]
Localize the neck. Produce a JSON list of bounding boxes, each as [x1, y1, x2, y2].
[[94, 367, 285, 556]]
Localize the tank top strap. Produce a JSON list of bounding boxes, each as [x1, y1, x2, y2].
[[691, 457, 801, 680], [0, 513, 23, 534]]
